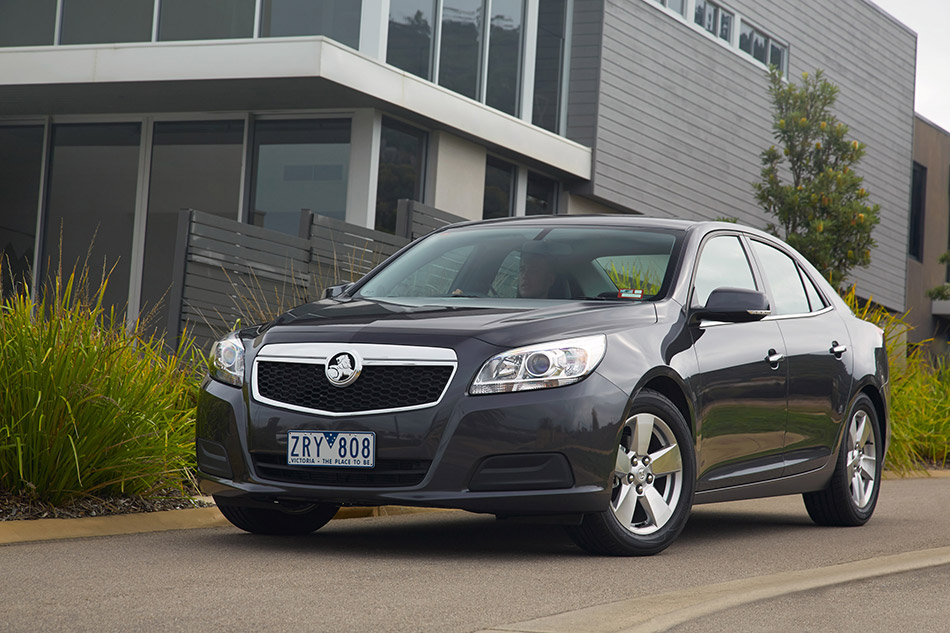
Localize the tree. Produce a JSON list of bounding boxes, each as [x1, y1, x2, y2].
[[754, 68, 880, 289]]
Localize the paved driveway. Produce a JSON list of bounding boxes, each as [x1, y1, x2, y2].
[[1, 476, 948, 633]]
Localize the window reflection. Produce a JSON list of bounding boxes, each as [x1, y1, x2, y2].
[[0, 0, 56, 47], [486, 0, 523, 116], [526, 172, 558, 216], [483, 156, 515, 219], [44, 123, 142, 313], [143, 120, 244, 332], [261, 0, 361, 48], [0, 126, 44, 297], [439, 0, 484, 100], [376, 118, 427, 234], [60, 0, 153, 45], [387, 0, 436, 79], [250, 119, 351, 236], [159, 0, 255, 41], [532, 0, 567, 133]]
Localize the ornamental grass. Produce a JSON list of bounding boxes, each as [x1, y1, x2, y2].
[[0, 262, 202, 505]]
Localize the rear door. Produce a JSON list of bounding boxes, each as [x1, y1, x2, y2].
[[747, 239, 853, 476]]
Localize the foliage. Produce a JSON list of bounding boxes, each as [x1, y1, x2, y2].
[[925, 251, 950, 300], [0, 264, 202, 505], [754, 69, 881, 289], [842, 288, 950, 474], [605, 260, 662, 296]]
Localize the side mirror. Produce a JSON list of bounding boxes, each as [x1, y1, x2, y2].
[[694, 287, 771, 323], [323, 283, 353, 299]]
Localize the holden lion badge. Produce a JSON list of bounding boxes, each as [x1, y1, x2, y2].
[[325, 351, 362, 387]]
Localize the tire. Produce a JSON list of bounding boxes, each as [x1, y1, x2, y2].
[[215, 498, 341, 535], [803, 393, 882, 527], [567, 389, 696, 556]]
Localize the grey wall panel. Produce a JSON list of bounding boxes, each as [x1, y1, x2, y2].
[[566, 0, 605, 147], [589, 0, 915, 310]]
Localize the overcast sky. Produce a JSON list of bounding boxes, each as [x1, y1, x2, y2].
[[868, 0, 950, 132]]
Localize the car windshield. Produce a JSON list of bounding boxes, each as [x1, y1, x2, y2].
[[355, 225, 682, 302]]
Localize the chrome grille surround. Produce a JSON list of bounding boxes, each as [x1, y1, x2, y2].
[[251, 343, 458, 417]]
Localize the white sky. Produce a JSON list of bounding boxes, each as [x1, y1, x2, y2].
[[869, 0, 950, 132]]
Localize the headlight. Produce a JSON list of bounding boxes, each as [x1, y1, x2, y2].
[[470, 335, 607, 394], [209, 331, 245, 387]]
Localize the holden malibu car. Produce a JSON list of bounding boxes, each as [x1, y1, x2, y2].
[[197, 216, 888, 555]]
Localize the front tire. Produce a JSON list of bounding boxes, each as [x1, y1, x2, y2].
[[803, 394, 882, 527], [567, 389, 696, 556], [215, 498, 341, 535]]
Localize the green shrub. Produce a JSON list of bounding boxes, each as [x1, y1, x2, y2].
[[843, 288, 950, 474], [0, 267, 202, 505]]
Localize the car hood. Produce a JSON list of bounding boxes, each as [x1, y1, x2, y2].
[[260, 297, 658, 348]]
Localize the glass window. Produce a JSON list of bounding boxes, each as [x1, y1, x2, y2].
[[159, 0, 255, 41], [0, 126, 44, 297], [719, 10, 733, 42], [532, 0, 567, 133], [43, 123, 141, 313], [439, 0, 483, 100], [665, 0, 685, 16], [250, 119, 351, 236], [693, 235, 756, 306], [739, 22, 771, 66], [261, 0, 361, 48], [375, 118, 427, 235], [526, 172, 557, 216], [770, 40, 787, 74], [142, 120, 245, 332], [0, 0, 56, 47], [60, 0, 153, 45], [800, 269, 826, 312], [751, 241, 810, 315], [483, 156, 515, 220], [909, 162, 927, 261], [485, 0, 523, 116], [387, 0, 436, 79]]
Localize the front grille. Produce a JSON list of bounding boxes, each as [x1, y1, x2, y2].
[[252, 453, 431, 487], [255, 361, 454, 414]]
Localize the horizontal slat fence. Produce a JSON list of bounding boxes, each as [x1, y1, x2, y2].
[[168, 202, 466, 351]]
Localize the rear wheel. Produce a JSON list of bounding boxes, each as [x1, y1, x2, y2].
[[215, 498, 341, 535], [803, 394, 882, 527], [567, 389, 695, 556]]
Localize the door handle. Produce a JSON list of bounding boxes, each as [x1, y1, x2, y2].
[[830, 341, 847, 357], [767, 349, 784, 368]]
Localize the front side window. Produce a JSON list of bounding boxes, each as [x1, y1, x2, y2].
[[692, 235, 757, 306], [750, 240, 810, 315]]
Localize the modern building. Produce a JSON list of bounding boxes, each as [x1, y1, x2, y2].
[[905, 115, 950, 355], [0, 0, 916, 332]]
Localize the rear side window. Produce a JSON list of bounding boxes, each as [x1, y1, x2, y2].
[[692, 235, 757, 306], [750, 240, 811, 315]]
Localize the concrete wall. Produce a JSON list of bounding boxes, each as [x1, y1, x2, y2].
[[905, 116, 950, 352], [577, 0, 916, 310], [424, 131, 488, 222]]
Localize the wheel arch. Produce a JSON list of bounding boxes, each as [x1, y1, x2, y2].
[[858, 381, 888, 451], [635, 371, 694, 436]]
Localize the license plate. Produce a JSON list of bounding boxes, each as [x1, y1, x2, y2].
[[287, 431, 375, 468]]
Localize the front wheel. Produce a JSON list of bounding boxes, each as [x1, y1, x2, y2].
[[803, 394, 882, 527], [567, 389, 696, 556], [215, 498, 341, 535]]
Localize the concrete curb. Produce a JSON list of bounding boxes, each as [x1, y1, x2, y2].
[[0, 505, 442, 546], [477, 546, 950, 633]]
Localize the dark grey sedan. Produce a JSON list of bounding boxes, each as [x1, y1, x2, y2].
[[197, 216, 888, 555]]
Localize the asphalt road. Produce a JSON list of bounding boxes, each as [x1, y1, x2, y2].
[[2, 476, 949, 633]]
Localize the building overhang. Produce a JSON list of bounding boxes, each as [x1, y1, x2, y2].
[[0, 36, 591, 180]]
